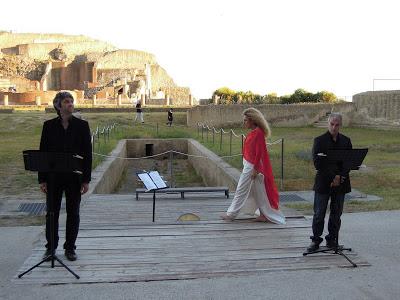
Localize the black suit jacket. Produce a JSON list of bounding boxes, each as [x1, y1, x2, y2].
[[312, 131, 352, 194], [38, 116, 92, 184]]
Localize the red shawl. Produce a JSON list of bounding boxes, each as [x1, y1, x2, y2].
[[243, 127, 280, 209]]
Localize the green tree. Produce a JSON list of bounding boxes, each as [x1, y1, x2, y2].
[[212, 87, 236, 104], [264, 92, 280, 104], [314, 91, 338, 103]]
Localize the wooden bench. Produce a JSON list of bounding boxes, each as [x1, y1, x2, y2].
[[135, 187, 229, 200]]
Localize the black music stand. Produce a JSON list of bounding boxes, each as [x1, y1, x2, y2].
[[303, 148, 368, 267], [137, 171, 168, 222], [18, 150, 83, 279]]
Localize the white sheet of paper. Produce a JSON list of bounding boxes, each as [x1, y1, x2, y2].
[[137, 173, 157, 191], [149, 171, 167, 188]]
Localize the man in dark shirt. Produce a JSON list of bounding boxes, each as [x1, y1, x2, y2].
[[307, 113, 352, 252], [39, 91, 92, 261]]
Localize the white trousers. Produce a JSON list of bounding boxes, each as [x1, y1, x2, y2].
[[134, 112, 144, 122], [227, 159, 286, 225]]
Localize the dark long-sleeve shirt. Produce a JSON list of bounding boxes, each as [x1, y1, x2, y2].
[[312, 131, 352, 194], [38, 116, 92, 184]]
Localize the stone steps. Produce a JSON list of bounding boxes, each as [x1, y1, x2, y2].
[[313, 116, 329, 128]]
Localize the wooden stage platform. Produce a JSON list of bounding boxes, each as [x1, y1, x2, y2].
[[15, 193, 369, 284]]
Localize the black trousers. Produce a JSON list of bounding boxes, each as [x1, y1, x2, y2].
[[45, 174, 81, 251], [310, 192, 345, 243]]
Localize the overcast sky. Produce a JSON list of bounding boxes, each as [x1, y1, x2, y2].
[[1, 0, 400, 100]]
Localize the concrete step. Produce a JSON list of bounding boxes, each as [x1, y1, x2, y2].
[[313, 117, 329, 127]]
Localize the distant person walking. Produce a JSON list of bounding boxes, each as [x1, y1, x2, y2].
[[220, 107, 285, 224], [134, 100, 144, 123], [166, 108, 173, 126]]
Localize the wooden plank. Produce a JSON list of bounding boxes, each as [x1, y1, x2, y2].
[[15, 193, 369, 285]]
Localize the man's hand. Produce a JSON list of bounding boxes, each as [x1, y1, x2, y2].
[[81, 183, 89, 195], [251, 169, 258, 179], [330, 175, 341, 187], [40, 182, 47, 194]]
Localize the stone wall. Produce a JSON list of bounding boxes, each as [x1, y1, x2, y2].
[[126, 139, 188, 159], [188, 139, 240, 191], [0, 55, 46, 81], [89, 138, 241, 195], [91, 140, 128, 194], [187, 103, 355, 127], [8, 76, 38, 92], [0, 32, 92, 49], [15, 41, 116, 61], [164, 87, 191, 106], [0, 90, 80, 105], [95, 50, 157, 69], [151, 64, 176, 90], [353, 91, 400, 121]]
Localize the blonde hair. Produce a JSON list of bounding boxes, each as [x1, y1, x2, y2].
[[243, 107, 271, 137]]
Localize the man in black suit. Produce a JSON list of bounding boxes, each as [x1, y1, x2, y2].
[[307, 113, 352, 252], [39, 91, 92, 261]]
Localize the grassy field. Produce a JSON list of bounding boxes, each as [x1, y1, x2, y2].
[[0, 111, 399, 213]]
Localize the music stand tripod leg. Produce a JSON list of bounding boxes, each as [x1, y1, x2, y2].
[[333, 230, 357, 267], [303, 218, 357, 267]]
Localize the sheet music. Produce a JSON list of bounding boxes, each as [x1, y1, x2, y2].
[[149, 171, 167, 188], [137, 173, 157, 191]]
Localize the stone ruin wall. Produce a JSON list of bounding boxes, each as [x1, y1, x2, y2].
[[0, 32, 91, 49], [187, 103, 356, 127], [96, 69, 142, 86], [15, 41, 116, 61], [352, 91, 400, 121], [0, 32, 191, 105], [7, 76, 38, 92], [150, 65, 191, 103], [163, 87, 191, 106], [0, 55, 46, 81], [95, 50, 157, 69]]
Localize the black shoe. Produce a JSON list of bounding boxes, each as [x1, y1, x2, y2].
[[326, 240, 337, 249], [65, 249, 77, 261], [307, 241, 320, 252], [42, 249, 53, 261]]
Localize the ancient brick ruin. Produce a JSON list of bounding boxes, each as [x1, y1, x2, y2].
[[0, 31, 193, 106]]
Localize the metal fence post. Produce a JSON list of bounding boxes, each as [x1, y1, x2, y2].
[[156, 123, 159, 136], [212, 128, 215, 145], [241, 134, 244, 159], [220, 130, 222, 151], [229, 130, 233, 156], [281, 138, 284, 190], [169, 151, 174, 188]]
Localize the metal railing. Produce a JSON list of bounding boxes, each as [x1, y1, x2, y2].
[[91, 122, 118, 152]]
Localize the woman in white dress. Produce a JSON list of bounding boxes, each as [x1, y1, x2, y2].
[[220, 108, 285, 224]]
